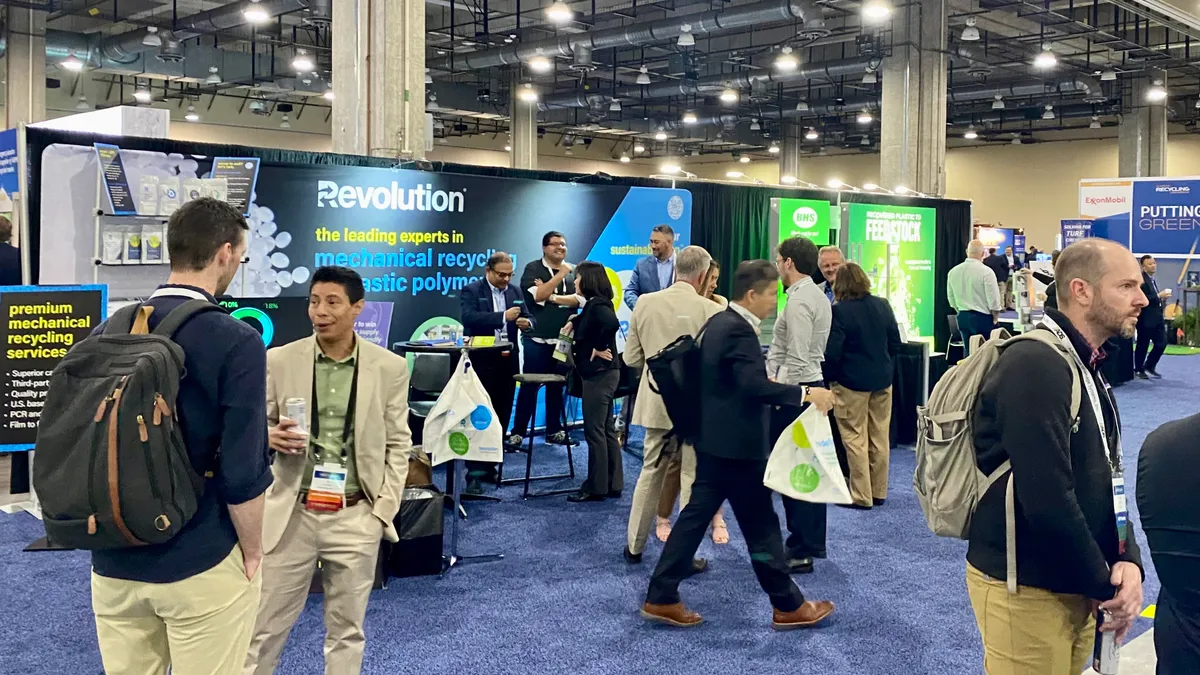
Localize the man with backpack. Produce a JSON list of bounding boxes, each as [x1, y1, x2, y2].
[[920, 238, 1146, 673], [43, 198, 273, 675]]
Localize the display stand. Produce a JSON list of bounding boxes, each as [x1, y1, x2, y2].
[[442, 444, 504, 575]]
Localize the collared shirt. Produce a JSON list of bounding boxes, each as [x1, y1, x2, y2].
[[302, 338, 360, 495], [1007, 255, 1016, 270], [821, 279, 835, 304], [730, 301, 762, 334], [525, 257, 574, 344], [767, 276, 831, 385], [488, 280, 507, 340], [947, 258, 1003, 314], [656, 252, 676, 291]]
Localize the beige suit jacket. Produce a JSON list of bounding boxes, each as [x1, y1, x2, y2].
[[622, 282, 724, 429], [262, 335, 412, 554]]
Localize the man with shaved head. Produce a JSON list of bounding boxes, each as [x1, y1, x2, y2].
[[964, 238, 1147, 674], [946, 239, 1003, 354]]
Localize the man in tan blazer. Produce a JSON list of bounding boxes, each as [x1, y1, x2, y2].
[[244, 266, 411, 675], [622, 245, 723, 563]]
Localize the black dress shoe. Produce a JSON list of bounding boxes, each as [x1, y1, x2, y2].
[[685, 558, 709, 577], [873, 498, 886, 507], [607, 490, 622, 499], [1135, 371, 1149, 380], [811, 549, 828, 559], [623, 546, 642, 564], [788, 557, 814, 574], [567, 491, 605, 503], [1148, 369, 1163, 379]]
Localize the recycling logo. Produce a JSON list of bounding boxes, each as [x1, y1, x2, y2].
[[448, 431, 470, 456]]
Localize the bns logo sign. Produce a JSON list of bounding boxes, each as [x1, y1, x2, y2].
[[316, 180, 466, 212]]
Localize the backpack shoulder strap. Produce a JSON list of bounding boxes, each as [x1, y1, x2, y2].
[[104, 303, 142, 335], [151, 299, 225, 339], [1006, 329, 1083, 420]]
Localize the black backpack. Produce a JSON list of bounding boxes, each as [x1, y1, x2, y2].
[[34, 300, 222, 550], [645, 318, 713, 445]]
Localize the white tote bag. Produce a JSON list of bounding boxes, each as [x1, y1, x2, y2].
[[424, 354, 504, 467], [763, 404, 851, 504]]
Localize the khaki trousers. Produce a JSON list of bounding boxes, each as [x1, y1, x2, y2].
[[966, 564, 1095, 675], [91, 546, 261, 675], [656, 450, 682, 518], [244, 501, 383, 675], [627, 428, 695, 555], [832, 384, 892, 507]]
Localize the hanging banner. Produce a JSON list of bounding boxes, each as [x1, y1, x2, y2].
[[846, 203, 938, 342], [1061, 219, 1093, 247]]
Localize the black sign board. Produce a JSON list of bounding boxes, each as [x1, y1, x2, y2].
[[0, 285, 107, 451], [211, 157, 260, 216], [217, 297, 311, 348], [93, 143, 136, 215]]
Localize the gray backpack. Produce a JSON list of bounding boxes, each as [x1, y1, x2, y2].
[[34, 300, 222, 550], [914, 327, 1080, 592]]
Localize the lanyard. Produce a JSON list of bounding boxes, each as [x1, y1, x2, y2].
[[1038, 316, 1121, 474], [310, 345, 360, 464]]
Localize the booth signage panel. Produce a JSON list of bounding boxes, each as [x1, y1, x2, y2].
[[776, 198, 833, 245], [975, 226, 1015, 254], [1131, 179, 1200, 256], [1061, 219, 1093, 247], [93, 143, 136, 215], [846, 203, 937, 341], [211, 157, 260, 216], [0, 284, 107, 451], [218, 296, 392, 349]]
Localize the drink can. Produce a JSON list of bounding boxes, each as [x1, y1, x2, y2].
[[285, 398, 308, 433], [1093, 610, 1120, 675]]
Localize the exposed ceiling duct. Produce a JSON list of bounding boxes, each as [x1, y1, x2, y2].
[[426, 0, 829, 73], [947, 75, 1107, 105]]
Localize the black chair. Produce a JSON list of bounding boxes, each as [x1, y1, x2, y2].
[[946, 314, 965, 366], [407, 353, 452, 446], [498, 373, 577, 499]]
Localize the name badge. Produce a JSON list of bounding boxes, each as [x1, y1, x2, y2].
[[306, 464, 347, 513], [1112, 471, 1128, 555]]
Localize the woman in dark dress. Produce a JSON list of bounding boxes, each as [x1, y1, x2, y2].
[[568, 261, 623, 502]]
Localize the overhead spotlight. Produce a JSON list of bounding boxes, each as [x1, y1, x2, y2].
[[1033, 44, 1057, 69], [654, 130, 668, 141], [280, 114, 291, 129], [529, 54, 552, 73], [961, 17, 980, 41], [206, 66, 222, 85], [678, 24, 695, 47], [862, 68, 878, 85], [727, 170, 745, 179], [517, 83, 539, 102], [505, 143, 512, 151], [636, 65, 651, 85], [133, 86, 152, 103], [620, 154, 631, 163], [546, 1, 573, 24], [1012, 135, 1021, 145], [781, 175, 798, 184], [768, 142, 780, 154], [795, 99, 810, 112], [244, 0, 270, 24], [428, 92, 440, 110], [682, 110, 698, 125], [143, 26, 163, 47], [860, 135, 871, 146], [425, 68, 432, 84], [323, 89, 335, 101], [750, 118, 761, 131], [60, 55, 84, 72], [660, 160, 682, 174], [1195, 98, 1200, 110], [185, 105, 199, 122], [895, 185, 911, 194], [1100, 69, 1117, 82], [827, 178, 846, 189], [1042, 103, 1054, 120], [292, 49, 315, 72], [633, 143, 646, 153], [805, 127, 819, 140], [1146, 80, 1168, 103], [857, 110, 873, 124], [964, 124, 978, 139], [775, 46, 798, 72], [739, 155, 751, 164], [75, 96, 89, 111], [720, 87, 739, 103], [862, 0, 892, 21], [992, 94, 1005, 110], [863, 183, 880, 191], [609, 99, 622, 112], [1089, 116, 1101, 129]]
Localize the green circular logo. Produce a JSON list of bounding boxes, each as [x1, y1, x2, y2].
[[449, 432, 470, 456], [790, 464, 820, 493]]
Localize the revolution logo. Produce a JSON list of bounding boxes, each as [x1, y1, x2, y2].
[[316, 180, 466, 212]]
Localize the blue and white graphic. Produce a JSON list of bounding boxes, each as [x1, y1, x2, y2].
[[1132, 179, 1200, 256]]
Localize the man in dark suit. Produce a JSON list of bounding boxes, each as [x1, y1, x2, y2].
[[641, 260, 836, 631], [984, 247, 1012, 310], [623, 224, 675, 309], [0, 216, 21, 286], [1135, 254, 1170, 379], [459, 251, 533, 492]]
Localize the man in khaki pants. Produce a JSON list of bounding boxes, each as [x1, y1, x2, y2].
[[622, 245, 723, 564], [244, 267, 411, 675]]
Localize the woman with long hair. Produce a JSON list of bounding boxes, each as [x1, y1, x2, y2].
[[567, 261, 624, 502]]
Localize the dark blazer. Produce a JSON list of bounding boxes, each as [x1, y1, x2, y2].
[[0, 243, 21, 286], [824, 294, 902, 392], [459, 278, 531, 348], [697, 307, 807, 461], [572, 297, 620, 378], [1139, 272, 1165, 328], [623, 255, 669, 309], [984, 254, 1010, 282]]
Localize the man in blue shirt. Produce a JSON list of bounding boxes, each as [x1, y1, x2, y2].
[[89, 198, 272, 675], [624, 224, 676, 309]]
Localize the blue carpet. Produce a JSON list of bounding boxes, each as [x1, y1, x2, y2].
[[1, 356, 1190, 675]]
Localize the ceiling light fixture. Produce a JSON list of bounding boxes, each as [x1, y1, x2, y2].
[[1146, 80, 1168, 103], [1089, 116, 1101, 129], [529, 54, 552, 73], [505, 143, 513, 151], [1042, 103, 1054, 120], [992, 94, 1005, 110], [636, 65, 651, 85], [739, 155, 751, 164], [517, 83, 539, 102], [76, 96, 89, 111], [964, 125, 978, 139], [280, 113, 291, 129], [805, 127, 819, 140], [720, 87, 739, 103], [1100, 69, 1117, 82], [323, 89, 335, 101], [781, 175, 797, 184], [654, 130, 668, 141], [750, 118, 761, 131], [244, 0, 270, 24], [620, 154, 631, 163], [768, 142, 780, 154], [292, 49, 315, 72], [633, 143, 646, 153], [185, 105, 199, 122], [133, 86, 152, 103], [775, 46, 798, 72], [546, 1, 573, 24], [682, 110, 698, 125], [206, 66, 222, 85], [961, 17, 980, 41], [862, 0, 892, 21], [428, 93, 440, 110], [857, 110, 873, 124], [143, 26, 163, 47], [678, 24, 695, 47], [862, 68, 878, 85], [795, 99, 810, 112], [61, 55, 84, 72], [609, 99, 622, 112], [1033, 44, 1057, 69], [1195, 98, 1200, 110]]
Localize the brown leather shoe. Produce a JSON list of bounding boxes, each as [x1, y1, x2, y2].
[[771, 600, 835, 631], [640, 602, 704, 627]]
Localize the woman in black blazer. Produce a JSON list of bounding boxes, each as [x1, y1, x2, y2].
[[823, 262, 902, 509], [568, 261, 623, 502]]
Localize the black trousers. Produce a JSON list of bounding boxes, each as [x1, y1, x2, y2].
[[580, 368, 622, 495], [1135, 321, 1168, 374], [1155, 590, 1200, 675], [956, 310, 996, 357], [511, 337, 566, 437], [646, 452, 805, 612], [773, 396, 827, 560], [467, 348, 518, 480]]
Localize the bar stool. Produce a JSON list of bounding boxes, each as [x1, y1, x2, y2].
[[498, 373, 577, 499]]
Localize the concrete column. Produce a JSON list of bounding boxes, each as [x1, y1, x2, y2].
[[1117, 75, 1167, 177], [779, 121, 802, 182], [331, 0, 426, 159], [5, 7, 47, 129], [879, 0, 947, 195], [510, 70, 538, 170]]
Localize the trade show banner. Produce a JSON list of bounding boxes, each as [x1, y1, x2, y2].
[[769, 197, 833, 313], [0, 128, 18, 228], [1061, 219, 1093, 247], [0, 284, 107, 451], [846, 203, 937, 342], [1013, 234, 1026, 256], [1079, 177, 1200, 257], [974, 226, 1015, 254]]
